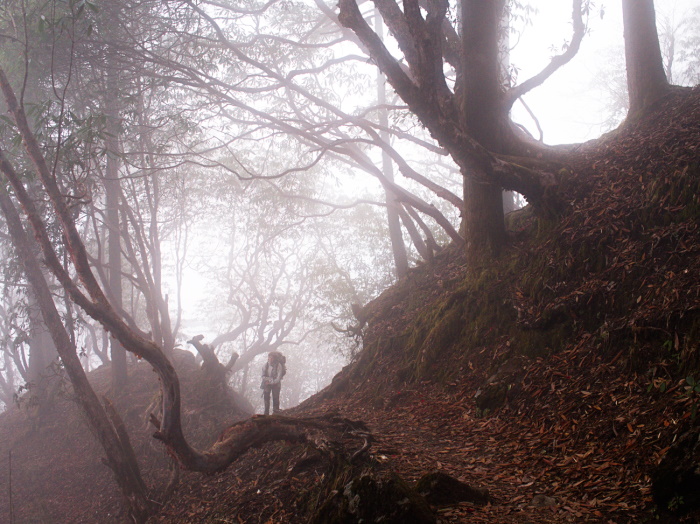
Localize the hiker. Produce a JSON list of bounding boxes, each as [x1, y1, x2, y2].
[[261, 351, 286, 415]]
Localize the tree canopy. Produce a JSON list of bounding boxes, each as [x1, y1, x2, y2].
[[0, 0, 697, 521]]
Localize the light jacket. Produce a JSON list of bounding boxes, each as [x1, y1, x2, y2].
[[262, 361, 285, 387]]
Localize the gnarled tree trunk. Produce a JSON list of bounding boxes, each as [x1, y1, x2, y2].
[[337, 0, 584, 261]]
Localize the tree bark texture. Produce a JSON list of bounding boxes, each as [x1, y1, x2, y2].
[[459, 0, 508, 257], [622, 0, 669, 116], [460, 0, 506, 147], [463, 177, 506, 258]]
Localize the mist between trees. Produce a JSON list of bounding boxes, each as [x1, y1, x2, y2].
[[0, 0, 697, 521]]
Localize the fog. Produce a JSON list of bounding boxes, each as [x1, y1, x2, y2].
[[0, 0, 697, 419], [511, 0, 698, 143]]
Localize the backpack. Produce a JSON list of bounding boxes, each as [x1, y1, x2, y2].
[[269, 351, 287, 377], [261, 355, 285, 389]]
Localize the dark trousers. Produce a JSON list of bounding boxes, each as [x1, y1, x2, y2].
[[263, 383, 281, 415]]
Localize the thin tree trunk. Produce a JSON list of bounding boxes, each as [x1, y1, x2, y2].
[[376, 10, 409, 278], [0, 59, 368, 482], [0, 350, 15, 408], [0, 182, 155, 523], [105, 98, 128, 390], [26, 250, 60, 414]]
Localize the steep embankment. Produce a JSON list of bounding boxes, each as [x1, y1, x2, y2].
[[303, 85, 700, 523], [148, 87, 700, 523], [0, 87, 698, 524]]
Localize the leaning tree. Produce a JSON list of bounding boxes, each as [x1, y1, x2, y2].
[[0, 0, 680, 521], [0, 64, 377, 521]]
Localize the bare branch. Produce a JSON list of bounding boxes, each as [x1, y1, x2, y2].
[[503, 0, 585, 110]]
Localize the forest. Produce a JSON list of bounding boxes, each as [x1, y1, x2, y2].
[[0, 0, 699, 522]]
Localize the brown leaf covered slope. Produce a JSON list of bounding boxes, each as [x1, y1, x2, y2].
[[0, 86, 699, 524], [153, 87, 700, 523], [320, 86, 700, 522]]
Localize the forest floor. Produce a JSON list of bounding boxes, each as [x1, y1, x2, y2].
[[0, 86, 698, 524], [150, 85, 700, 524]]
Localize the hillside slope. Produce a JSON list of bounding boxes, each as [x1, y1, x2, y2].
[[0, 354, 253, 523], [0, 86, 698, 524], [150, 87, 700, 523]]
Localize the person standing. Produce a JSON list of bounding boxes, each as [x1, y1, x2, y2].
[[261, 351, 286, 415]]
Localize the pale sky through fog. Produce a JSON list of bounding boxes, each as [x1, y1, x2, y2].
[[175, 0, 700, 342], [510, 0, 698, 145]]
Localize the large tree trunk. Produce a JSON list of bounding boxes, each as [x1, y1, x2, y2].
[[459, 0, 508, 258], [463, 178, 506, 257], [339, 0, 561, 227], [622, 0, 669, 116]]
